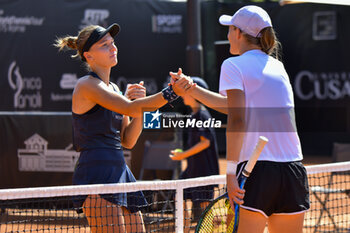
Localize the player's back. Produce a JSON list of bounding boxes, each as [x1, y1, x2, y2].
[[222, 49, 302, 162], [228, 49, 293, 108]]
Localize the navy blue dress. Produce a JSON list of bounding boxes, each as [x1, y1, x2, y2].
[[181, 106, 220, 203], [72, 72, 147, 213]]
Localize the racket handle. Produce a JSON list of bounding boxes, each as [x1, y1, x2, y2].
[[243, 136, 268, 176]]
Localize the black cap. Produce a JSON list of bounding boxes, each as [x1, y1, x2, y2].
[[82, 23, 120, 61], [192, 77, 209, 89]]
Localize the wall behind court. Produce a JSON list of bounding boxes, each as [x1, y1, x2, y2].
[[0, 0, 187, 188], [213, 2, 350, 157], [0, 0, 187, 112], [1, 0, 350, 188]]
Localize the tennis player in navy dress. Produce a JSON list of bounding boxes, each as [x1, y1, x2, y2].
[[55, 23, 192, 232], [71, 71, 147, 213]]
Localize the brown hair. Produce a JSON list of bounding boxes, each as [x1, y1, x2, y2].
[[54, 25, 99, 61], [241, 27, 282, 60]]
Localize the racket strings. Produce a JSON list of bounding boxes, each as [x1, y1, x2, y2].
[[197, 198, 236, 233]]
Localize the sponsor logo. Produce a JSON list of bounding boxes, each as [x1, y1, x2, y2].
[[60, 73, 77, 89], [80, 9, 110, 29], [0, 10, 44, 33], [152, 14, 182, 33], [8, 61, 42, 109], [51, 73, 77, 102], [17, 133, 79, 172], [50, 93, 72, 101], [143, 111, 222, 129], [313, 11, 336, 41], [294, 70, 350, 100]]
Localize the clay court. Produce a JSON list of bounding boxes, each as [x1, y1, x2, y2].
[[1, 156, 349, 233], [1, 0, 350, 232]]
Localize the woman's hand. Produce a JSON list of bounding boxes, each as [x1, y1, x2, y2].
[[125, 81, 146, 100], [169, 68, 195, 96], [169, 149, 184, 161], [227, 174, 245, 209]]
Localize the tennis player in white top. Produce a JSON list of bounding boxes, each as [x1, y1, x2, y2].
[[170, 5, 309, 233]]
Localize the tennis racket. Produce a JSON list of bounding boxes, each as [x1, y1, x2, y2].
[[195, 136, 268, 233]]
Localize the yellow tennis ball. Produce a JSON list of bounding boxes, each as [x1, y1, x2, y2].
[[174, 148, 183, 153]]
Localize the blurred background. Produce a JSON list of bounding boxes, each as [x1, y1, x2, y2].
[[0, 0, 349, 188]]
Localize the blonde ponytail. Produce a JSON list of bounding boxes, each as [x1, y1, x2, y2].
[[54, 36, 78, 50], [54, 25, 99, 61], [54, 36, 80, 59]]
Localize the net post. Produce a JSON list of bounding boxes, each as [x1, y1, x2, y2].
[[175, 184, 184, 233]]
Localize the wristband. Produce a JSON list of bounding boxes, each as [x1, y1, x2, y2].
[[226, 161, 238, 175], [161, 85, 179, 103]]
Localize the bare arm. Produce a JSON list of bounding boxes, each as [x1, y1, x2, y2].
[[120, 82, 145, 149], [226, 89, 246, 206], [189, 86, 228, 114], [170, 69, 227, 114], [121, 116, 143, 149], [169, 136, 210, 161], [75, 77, 167, 118]]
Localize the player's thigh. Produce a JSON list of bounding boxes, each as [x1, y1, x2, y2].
[[83, 195, 126, 232], [238, 208, 267, 233], [267, 212, 305, 233]]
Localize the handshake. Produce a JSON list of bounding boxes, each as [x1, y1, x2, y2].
[[168, 68, 196, 97], [124, 68, 196, 101]]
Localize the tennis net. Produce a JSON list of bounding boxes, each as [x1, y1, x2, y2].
[[0, 161, 349, 232]]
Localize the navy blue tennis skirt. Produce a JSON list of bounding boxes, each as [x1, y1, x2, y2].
[[72, 148, 147, 213]]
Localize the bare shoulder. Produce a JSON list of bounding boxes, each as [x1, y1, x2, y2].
[[72, 75, 98, 113], [74, 75, 108, 94], [76, 75, 101, 87]]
